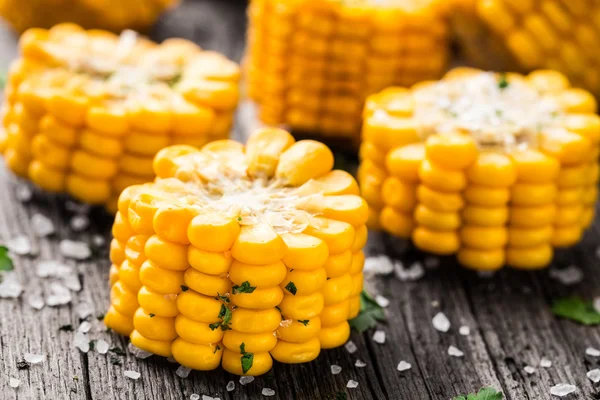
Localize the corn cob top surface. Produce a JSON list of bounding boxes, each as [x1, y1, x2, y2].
[[260, 0, 446, 16]]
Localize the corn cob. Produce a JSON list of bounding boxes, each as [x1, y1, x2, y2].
[[360, 68, 599, 271], [452, 0, 600, 96], [1, 24, 240, 212], [0, 0, 178, 33], [245, 0, 449, 146], [104, 128, 368, 375]]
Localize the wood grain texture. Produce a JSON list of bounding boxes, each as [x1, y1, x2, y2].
[[1, 1, 600, 399]]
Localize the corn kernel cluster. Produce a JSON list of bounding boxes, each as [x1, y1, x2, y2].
[[359, 68, 599, 271], [246, 0, 449, 145], [453, 0, 600, 96], [0, 24, 240, 212], [104, 128, 368, 376], [0, 0, 178, 33]]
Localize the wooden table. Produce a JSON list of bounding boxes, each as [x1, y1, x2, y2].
[[1, 1, 599, 399]]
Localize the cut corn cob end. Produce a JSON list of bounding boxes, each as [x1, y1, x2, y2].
[[105, 127, 368, 376], [1, 23, 240, 211], [245, 0, 450, 144], [359, 68, 598, 271]]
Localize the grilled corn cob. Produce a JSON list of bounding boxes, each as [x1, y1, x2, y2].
[[0, 0, 178, 33], [1, 24, 240, 212], [360, 68, 598, 270], [245, 0, 449, 146], [452, 0, 600, 96], [104, 128, 368, 375]]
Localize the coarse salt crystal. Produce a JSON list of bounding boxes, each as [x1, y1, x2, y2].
[[262, 388, 275, 396], [432, 312, 451, 333], [0, 272, 23, 298], [31, 214, 55, 237], [190, 395, 200, 400], [15, 184, 32, 202], [586, 347, 600, 357], [540, 357, 552, 368], [476, 271, 496, 279], [448, 346, 464, 357], [78, 321, 92, 333], [594, 297, 600, 314], [7, 236, 32, 255], [347, 380, 359, 389], [96, 339, 109, 354], [27, 293, 45, 310], [524, 366, 536, 374], [46, 282, 72, 306], [66, 201, 90, 214], [74, 332, 90, 353], [364, 255, 394, 275], [226, 381, 235, 391], [549, 383, 577, 397], [331, 365, 342, 375], [59, 240, 91, 260], [373, 330, 386, 344], [459, 326, 470, 336], [176, 365, 192, 378], [431, 300, 439, 307], [92, 235, 106, 247], [375, 295, 390, 308], [166, 357, 177, 363], [549, 265, 583, 286], [202, 396, 219, 400], [355, 360, 366, 368], [70, 215, 89, 232], [9, 377, 20, 388], [587, 369, 600, 383], [128, 343, 153, 359], [239, 376, 254, 385], [345, 341, 357, 354], [124, 370, 141, 380], [76, 302, 94, 319], [36, 261, 72, 278], [397, 361, 411, 372], [24, 353, 44, 364], [62, 274, 82, 292], [394, 261, 425, 281]]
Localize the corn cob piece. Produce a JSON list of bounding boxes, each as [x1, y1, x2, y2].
[[245, 0, 449, 146], [1, 24, 240, 212], [360, 68, 599, 270], [104, 128, 368, 376], [452, 0, 600, 97], [0, 0, 178, 33]]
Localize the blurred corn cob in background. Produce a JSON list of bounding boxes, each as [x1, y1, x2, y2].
[[245, 0, 449, 147], [104, 128, 368, 375], [0, 23, 240, 212], [0, 0, 178, 33], [359, 68, 599, 271], [452, 0, 600, 96]]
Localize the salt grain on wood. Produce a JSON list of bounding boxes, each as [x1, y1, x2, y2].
[[176, 366, 192, 378], [0, 272, 23, 298], [262, 388, 275, 396], [459, 326, 470, 336], [239, 376, 254, 385], [59, 240, 91, 260], [587, 369, 600, 383], [128, 343, 153, 359], [15, 184, 32, 202], [24, 353, 44, 364], [549, 383, 577, 397], [190, 395, 200, 400], [394, 260, 425, 281], [586, 347, 600, 357], [74, 332, 90, 353], [70, 215, 89, 232], [524, 366, 536, 374], [448, 346, 464, 357], [31, 214, 55, 237], [78, 321, 92, 333], [347, 380, 359, 389], [373, 330, 386, 344], [27, 293, 45, 310], [397, 361, 411, 372], [375, 295, 390, 308], [355, 360, 366, 368], [432, 312, 451, 333], [331, 365, 342, 375], [549, 265, 583, 286], [7, 235, 32, 255], [540, 357, 552, 368], [46, 282, 72, 306], [9, 377, 20, 388], [124, 370, 141, 380], [36, 260, 71, 278], [345, 340, 357, 354], [76, 302, 94, 319], [364, 255, 394, 275], [96, 339, 109, 354], [226, 381, 235, 391]]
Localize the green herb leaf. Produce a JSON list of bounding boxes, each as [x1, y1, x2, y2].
[[336, 393, 348, 400], [217, 293, 230, 303], [453, 387, 503, 400], [241, 352, 254, 374], [232, 281, 256, 294], [285, 281, 297, 296], [16, 360, 29, 370], [240, 342, 246, 354], [0, 245, 14, 271], [209, 322, 221, 331], [298, 320, 309, 326], [180, 285, 189, 292], [237, 217, 242, 221], [149, 313, 155, 318], [96, 314, 105, 321], [89, 340, 96, 351], [213, 344, 221, 354], [498, 73, 509, 89], [349, 290, 385, 333], [552, 297, 600, 325], [109, 347, 125, 356], [109, 355, 122, 366], [59, 324, 73, 332], [0, 71, 6, 90]]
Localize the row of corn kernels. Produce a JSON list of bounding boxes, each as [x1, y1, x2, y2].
[[0, 24, 240, 212], [104, 128, 369, 375], [359, 68, 599, 271], [245, 0, 449, 144], [452, 0, 600, 96]]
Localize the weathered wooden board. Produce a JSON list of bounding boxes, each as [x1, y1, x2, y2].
[[0, 1, 599, 400]]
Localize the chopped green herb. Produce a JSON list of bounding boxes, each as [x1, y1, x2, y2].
[[180, 285, 189, 292], [232, 281, 256, 294], [96, 314, 105, 321], [59, 324, 74, 332], [105, 327, 112, 333], [213, 344, 221, 354], [16, 360, 29, 370], [349, 290, 385, 333], [88, 340, 96, 351], [149, 313, 155, 318], [237, 217, 242, 221], [552, 297, 600, 325], [0, 71, 6, 89], [285, 281, 297, 295], [209, 322, 221, 331], [453, 387, 503, 400], [495, 109, 503, 117], [109, 347, 125, 356], [298, 320, 309, 326], [498, 73, 509, 89], [109, 355, 122, 366], [217, 293, 230, 303], [336, 393, 348, 400], [240, 342, 246, 354], [73, 376, 79, 381], [239, 343, 254, 374], [211, 304, 233, 331], [0, 245, 14, 272]]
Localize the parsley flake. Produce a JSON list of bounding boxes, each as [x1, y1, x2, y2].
[[285, 281, 297, 295], [59, 324, 73, 332], [217, 293, 230, 303], [237, 217, 242, 221], [498, 73, 509, 89], [96, 314, 104, 321], [453, 386, 503, 400], [109, 347, 125, 356], [232, 281, 256, 294], [0, 245, 14, 271], [298, 320, 309, 326], [149, 313, 155, 318], [552, 297, 600, 325], [239, 342, 254, 374], [16, 360, 30, 370], [213, 344, 221, 354], [109, 355, 122, 366], [349, 290, 385, 333], [180, 285, 189, 292]]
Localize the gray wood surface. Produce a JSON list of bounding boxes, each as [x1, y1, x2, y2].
[[1, 1, 600, 399]]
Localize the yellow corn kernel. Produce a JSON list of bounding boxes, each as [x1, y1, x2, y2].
[[188, 247, 232, 276], [457, 248, 505, 271], [417, 185, 465, 212], [138, 286, 178, 318], [109, 264, 120, 286], [222, 348, 273, 376], [223, 330, 277, 353], [277, 318, 321, 343], [460, 226, 508, 250], [79, 129, 123, 158], [280, 233, 329, 270], [312, 170, 360, 196], [154, 206, 198, 245], [558, 88, 597, 113], [319, 322, 350, 349], [511, 183, 557, 206], [110, 281, 138, 317], [275, 140, 334, 186], [557, 164, 588, 188], [31, 134, 70, 170], [527, 70, 570, 93], [304, 218, 355, 255], [133, 308, 177, 342], [363, 114, 420, 151], [412, 227, 460, 255], [386, 143, 426, 183], [28, 161, 65, 192], [540, 130, 591, 166], [381, 177, 418, 213], [153, 145, 199, 179], [188, 213, 240, 253], [563, 114, 600, 144], [476, 0, 515, 34], [231, 286, 284, 310], [229, 308, 281, 334], [5, 148, 31, 178], [511, 149, 560, 183], [172, 339, 222, 371], [125, 235, 149, 267], [508, 225, 553, 248], [425, 134, 477, 170], [555, 205, 583, 226], [323, 250, 353, 278], [177, 291, 222, 323], [144, 235, 189, 271], [551, 224, 583, 248], [279, 291, 324, 321], [281, 268, 327, 295], [379, 206, 414, 238], [414, 205, 461, 231], [246, 127, 295, 178], [110, 239, 126, 266], [270, 338, 321, 364], [140, 261, 184, 294], [175, 315, 224, 344], [556, 188, 582, 206], [581, 207, 595, 228], [467, 153, 517, 188], [118, 260, 142, 292], [104, 306, 134, 336], [509, 204, 557, 228], [462, 206, 508, 227], [419, 160, 467, 192], [231, 223, 287, 265], [86, 106, 129, 137], [506, 245, 553, 269], [184, 268, 231, 297], [321, 273, 352, 306]]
